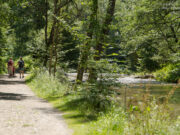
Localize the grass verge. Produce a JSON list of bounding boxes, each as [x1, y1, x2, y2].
[[26, 72, 95, 135], [26, 72, 180, 135]]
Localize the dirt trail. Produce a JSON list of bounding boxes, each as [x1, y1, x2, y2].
[[0, 75, 73, 135]]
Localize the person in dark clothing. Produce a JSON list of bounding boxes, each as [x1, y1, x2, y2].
[[18, 57, 25, 78]]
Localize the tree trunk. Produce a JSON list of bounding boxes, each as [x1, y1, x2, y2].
[[96, 0, 116, 58], [54, 42, 58, 77], [45, 0, 73, 67], [88, 0, 116, 82], [49, 0, 58, 75], [49, 42, 54, 75], [76, 0, 98, 82], [43, 0, 49, 67], [53, 24, 60, 77]]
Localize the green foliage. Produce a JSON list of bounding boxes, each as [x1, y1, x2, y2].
[[0, 27, 8, 73], [0, 56, 8, 74], [27, 68, 118, 114], [155, 64, 180, 83], [1, 0, 179, 75], [27, 71, 180, 135], [124, 100, 180, 135], [116, 0, 180, 72], [88, 100, 180, 135], [60, 30, 80, 68], [75, 59, 122, 113], [77, 82, 117, 114], [88, 108, 126, 135], [23, 56, 40, 71], [88, 58, 123, 80], [27, 71, 69, 98], [55, 68, 69, 83], [13, 55, 41, 72]]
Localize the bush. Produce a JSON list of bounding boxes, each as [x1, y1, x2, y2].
[[0, 56, 7, 74], [22, 56, 35, 71], [56, 68, 69, 83], [78, 81, 118, 114], [155, 64, 180, 83], [74, 59, 121, 114]]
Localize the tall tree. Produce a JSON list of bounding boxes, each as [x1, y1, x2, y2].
[[76, 0, 98, 82], [44, 0, 73, 67], [88, 0, 117, 82]]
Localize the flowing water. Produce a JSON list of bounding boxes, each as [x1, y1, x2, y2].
[[118, 83, 180, 117]]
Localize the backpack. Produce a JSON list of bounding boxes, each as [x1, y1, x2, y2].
[[19, 60, 24, 68]]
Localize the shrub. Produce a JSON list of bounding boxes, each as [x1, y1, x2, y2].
[[56, 68, 69, 83], [74, 59, 121, 114], [155, 64, 180, 83], [78, 81, 118, 114], [0, 56, 7, 74], [22, 56, 35, 71]]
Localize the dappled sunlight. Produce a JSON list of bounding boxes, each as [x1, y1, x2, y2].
[[0, 0, 179, 134]]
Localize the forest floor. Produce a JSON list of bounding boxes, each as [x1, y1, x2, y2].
[[0, 74, 73, 135]]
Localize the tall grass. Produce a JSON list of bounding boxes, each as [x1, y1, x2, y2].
[[88, 86, 180, 135], [27, 71, 180, 135], [88, 108, 126, 135], [125, 100, 180, 135], [27, 71, 69, 98], [88, 100, 180, 135]]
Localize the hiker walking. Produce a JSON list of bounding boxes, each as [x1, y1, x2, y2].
[[18, 57, 25, 78], [7, 58, 14, 77]]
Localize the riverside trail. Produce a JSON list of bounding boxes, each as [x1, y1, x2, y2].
[[0, 75, 72, 135]]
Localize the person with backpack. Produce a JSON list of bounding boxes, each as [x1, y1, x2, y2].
[[18, 57, 25, 78], [7, 58, 14, 77]]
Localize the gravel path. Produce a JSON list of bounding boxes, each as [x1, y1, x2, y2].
[[0, 75, 73, 135]]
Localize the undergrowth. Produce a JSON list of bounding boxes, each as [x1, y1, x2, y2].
[[88, 91, 180, 135], [155, 63, 180, 83], [26, 71, 180, 135], [26, 70, 70, 98]]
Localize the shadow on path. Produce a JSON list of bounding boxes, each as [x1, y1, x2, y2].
[[34, 107, 62, 115], [0, 92, 27, 101], [0, 79, 24, 85], [0, 75, 7, 79]]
